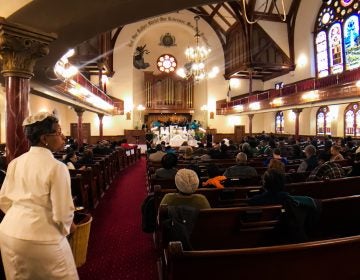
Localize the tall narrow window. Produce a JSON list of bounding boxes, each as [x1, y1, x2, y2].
[[345, 103, 360, 137], [316, 31, 329, 77], [314, 0, 359, 77], [344, 15, 360, 70], [275, 111, 284, 134], [329, 23, 344, 74], [316, 106, 331, 136]]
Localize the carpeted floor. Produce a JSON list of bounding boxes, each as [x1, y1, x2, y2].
[[78, 157, 158, 280]]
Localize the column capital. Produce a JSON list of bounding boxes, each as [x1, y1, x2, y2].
[[97, 113, 104, 119], [0, 18, 57, 78], [292, 108, 303, 115], [74, 107, 85, 116], [248, 114, 254, 119]]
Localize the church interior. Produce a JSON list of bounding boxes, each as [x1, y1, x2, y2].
[[0, 0, 360, 279]]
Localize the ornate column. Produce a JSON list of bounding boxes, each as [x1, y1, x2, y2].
[[248, 114, 254, 136], [97, 113, 104, 141], [0, 18, 57, 162], [74, 107, 85, 148], [292, 108, 303, 140]]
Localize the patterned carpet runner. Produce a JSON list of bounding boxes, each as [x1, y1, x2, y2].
[[78, 157, 158, 280]]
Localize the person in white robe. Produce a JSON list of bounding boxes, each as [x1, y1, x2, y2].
[[0, 112, 78, 280]]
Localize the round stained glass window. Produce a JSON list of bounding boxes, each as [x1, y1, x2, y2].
[[340, 0, 353, 7], [156, 54, 177, 73]]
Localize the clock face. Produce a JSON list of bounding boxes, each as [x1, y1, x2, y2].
[[157, 54, 177, 73]]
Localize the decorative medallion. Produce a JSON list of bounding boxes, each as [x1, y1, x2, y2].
[[159, 33, 176, 47], [157, 54, 177, 73]]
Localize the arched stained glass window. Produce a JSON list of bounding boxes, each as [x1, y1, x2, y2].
[[275, 111, 284, 134], [314, 1, 360, 77], [344, 15, 360, 70], [345, 103, 360, 137], [329, 23, 343, 74], [316, 106, 331, 135], [316, 31, 330, 77]]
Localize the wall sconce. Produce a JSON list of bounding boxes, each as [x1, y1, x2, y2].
[[302, 90, 319, 101], [233, 105, 244, 112], [210, 112, 214, 119], [249, 102, 260, 110], [356, 80, 360, 88], [126, 111, 131, 120], [297, 53, 307, 68], [270, 97, 284, 107]]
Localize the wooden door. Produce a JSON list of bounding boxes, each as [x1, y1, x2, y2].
[[70, 123, 91, 144], [234, 125, 245, 143]]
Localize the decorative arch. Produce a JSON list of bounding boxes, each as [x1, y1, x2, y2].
[[275, 111, 284, 134], [316, 106, 331, 136], [344, 102, 360, 137], [314, 0, 360, 77]]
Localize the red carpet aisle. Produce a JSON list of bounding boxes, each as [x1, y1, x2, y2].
[[78, 157, 158, 280]]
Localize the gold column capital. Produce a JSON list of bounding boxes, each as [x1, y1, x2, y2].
[[0, 18, 57, 78]]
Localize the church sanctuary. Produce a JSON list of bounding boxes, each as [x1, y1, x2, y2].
[[0, 0, 360, 279]]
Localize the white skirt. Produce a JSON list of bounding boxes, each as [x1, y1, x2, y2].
[[0, 232, 79, 280]]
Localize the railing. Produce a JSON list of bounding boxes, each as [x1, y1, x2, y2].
[[217, 68, 360, 115]]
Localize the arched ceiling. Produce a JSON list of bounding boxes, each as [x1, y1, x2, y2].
[[2, 0, 301, 83]]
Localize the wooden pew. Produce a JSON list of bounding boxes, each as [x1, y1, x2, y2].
[[164, 236, 360, 280], [157, 204, 283, 251], [154, 185, 262, 213], [285, 176, 360, 199], [70, 175, 88, 209], [70, 167, 98, 209]]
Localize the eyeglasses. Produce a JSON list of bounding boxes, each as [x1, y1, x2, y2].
[[46, 129, 63, 136]]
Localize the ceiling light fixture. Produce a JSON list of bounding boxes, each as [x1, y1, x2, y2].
[[176, 16, 219, 81]]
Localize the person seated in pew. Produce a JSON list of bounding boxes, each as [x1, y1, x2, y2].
[[202, 164, 226, 189], [178, 141, 191, 153], [268, 159, 285, 174], [329, 145, 344, 162], [264, 148, 288, 167], [77, 149, 95, 165], [160, 169, 211, 209], [248, 169, 289, 206], [223, 152, 258, 179], [179, 147, 194, 160], [63, 150, 85, 170], [93, 140, 113, 155], [154, 153, 178, 180], [347, 152, 360, 177], [146, 143, 157, 155], [307, 152, 345, 181], [297, 145, 319, 173], [120, 138, 133, 149], [148, 144, 166, 162]]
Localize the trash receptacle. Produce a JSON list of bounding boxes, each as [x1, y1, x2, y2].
[[68, 212, 92, 267]]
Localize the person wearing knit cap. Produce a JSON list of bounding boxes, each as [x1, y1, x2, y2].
[[160, 169, 211, 209]]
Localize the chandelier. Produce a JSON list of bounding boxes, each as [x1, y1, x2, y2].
[[177, 16, 219, 81]]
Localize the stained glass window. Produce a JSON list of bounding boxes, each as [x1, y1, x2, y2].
[[157, 54, 177, 73], [345, 103, 360, 137], [275, 111, 284, 134], [316, 106, 331, 135], [344, 15, 360, 70], [314, 0, 359, 77], [329, 23, 344, 74], [316, 31, 329, 77]]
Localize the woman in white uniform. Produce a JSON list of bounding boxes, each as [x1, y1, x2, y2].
[[0, 112, 78, 279]]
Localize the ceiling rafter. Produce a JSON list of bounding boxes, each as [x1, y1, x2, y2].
[[188, 7, 226, 47]]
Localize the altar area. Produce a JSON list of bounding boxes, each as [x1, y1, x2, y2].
[[151, 125, 201, 147]]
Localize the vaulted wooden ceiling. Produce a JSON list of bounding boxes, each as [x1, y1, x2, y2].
[[70, 0, 301, 82], [3, 0, 302, 84]]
